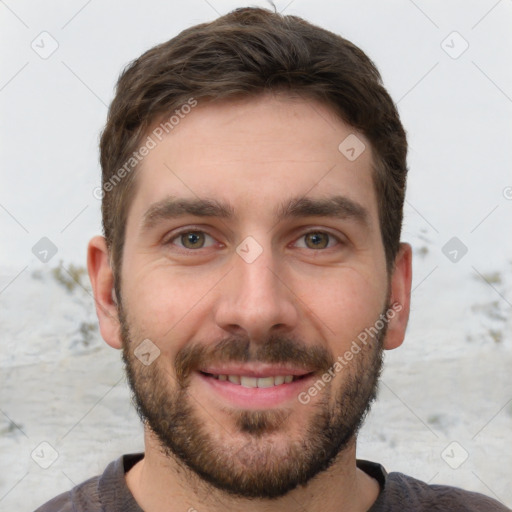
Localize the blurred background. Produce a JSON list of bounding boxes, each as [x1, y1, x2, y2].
[[1, 1, 511, 510]]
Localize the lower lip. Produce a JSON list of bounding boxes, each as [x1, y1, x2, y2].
[[195, 372, 315, 409]]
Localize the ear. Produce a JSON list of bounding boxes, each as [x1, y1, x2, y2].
[[383, 242, 412, 350], [87, 235, 122, 349]]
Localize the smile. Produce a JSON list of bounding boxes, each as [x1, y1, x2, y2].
[[196, 369, 315, 408], [201, 372, 308, 388]]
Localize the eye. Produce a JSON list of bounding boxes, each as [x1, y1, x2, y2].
[[165, 228, 342, 252], [166, 230, 217, 250], [294, 230, 341, 250]]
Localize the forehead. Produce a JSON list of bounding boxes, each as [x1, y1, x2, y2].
[[127, 93, 378, 229]]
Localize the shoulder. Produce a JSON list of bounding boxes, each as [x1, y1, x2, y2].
[[32, 453, 144, 512], [382, 471, 510, 511], [33, 474, 101, 512]]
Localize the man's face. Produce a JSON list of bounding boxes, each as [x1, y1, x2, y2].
[[118, 93, 391, 498]]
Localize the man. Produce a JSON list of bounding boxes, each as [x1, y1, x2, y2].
[[35, 6, 509, 512]]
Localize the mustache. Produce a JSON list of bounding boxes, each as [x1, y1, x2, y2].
[[174, 334, 335, 386]]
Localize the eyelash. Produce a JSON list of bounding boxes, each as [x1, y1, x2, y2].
[[164, 227, 344, 252]]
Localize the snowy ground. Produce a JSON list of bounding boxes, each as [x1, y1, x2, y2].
[[1, 1, 512, 511]]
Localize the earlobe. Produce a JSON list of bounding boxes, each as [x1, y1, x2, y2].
[[383, 243, 413, 350], [87, 236, 123, 349]]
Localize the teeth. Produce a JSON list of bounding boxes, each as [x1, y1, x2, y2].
[[228, 375, 240, 384], [213, 374, 299, 387], [240, 376, 258, 387], [256, 376, 275, 388]]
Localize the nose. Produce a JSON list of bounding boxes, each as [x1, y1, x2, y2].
[[213, 243, 299, 343]]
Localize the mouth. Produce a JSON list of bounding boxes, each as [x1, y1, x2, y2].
[[195, 366, 317, 408], [200, 372, 309, 388]]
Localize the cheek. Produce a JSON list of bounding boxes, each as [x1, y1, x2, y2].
[[298, 269, 386, 349], [120, 262, 218, 349]]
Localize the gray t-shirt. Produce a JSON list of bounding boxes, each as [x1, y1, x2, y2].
[[34, 452, 510, 511]]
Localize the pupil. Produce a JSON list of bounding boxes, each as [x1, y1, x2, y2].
[[184, 232, 203, 248], [308, 233, 327, 249]]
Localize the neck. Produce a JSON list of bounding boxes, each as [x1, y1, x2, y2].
[[125, 428, 381, 512]]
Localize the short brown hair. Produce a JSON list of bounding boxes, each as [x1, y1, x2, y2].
[[99, 6, 407, 294]]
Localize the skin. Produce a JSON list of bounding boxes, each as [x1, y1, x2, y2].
[[88, 92, 412, 512]]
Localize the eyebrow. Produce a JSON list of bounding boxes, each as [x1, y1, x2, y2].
[[140, 194, 369, 233]]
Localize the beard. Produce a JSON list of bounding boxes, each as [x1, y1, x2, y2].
[[119, 301, 387, 500]]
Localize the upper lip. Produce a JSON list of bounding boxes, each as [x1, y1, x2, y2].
[[198, 364, 315, 378]]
